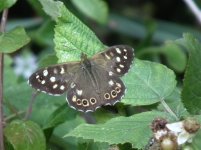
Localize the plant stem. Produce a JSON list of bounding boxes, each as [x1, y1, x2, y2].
[[0, 9, 8, 150], [24, 91, 39, 120], [183, 0, 201, 25], [160, 98, 179, 121], [5, 111, 25, 122]]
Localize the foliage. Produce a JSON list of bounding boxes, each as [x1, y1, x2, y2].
[[1, 0, 201, 150]]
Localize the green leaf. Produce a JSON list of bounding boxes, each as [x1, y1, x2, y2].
[[191, 115, 201, 150], [0, 0, 16, 11], [138, 42, 187, 73], [38, 0, 63, 20], [4, 120, 46, 150], [4, 82, 64, 125], [181, 33, 201, 114], [0, 27, 30, 53], [4, 55, 18, 87], [43, 104, 77, 141], [162, 42, 187, 72], [71, 0, 108, 24], [38, 54, 58, 68], [65, 111, 173, 149], [43, 103, 77, 129], [52, 116, 85, 149], [39, 0, 105, 62], [122, 59, 176, 106]]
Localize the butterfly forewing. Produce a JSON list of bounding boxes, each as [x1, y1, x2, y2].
[[92, 45, 134, 77], [28, 63, 80, 95]]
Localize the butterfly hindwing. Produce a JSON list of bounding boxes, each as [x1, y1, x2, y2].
[[28, 63, 80, 95], [66, 65, 125, 112], [92, 45, 134, 77]]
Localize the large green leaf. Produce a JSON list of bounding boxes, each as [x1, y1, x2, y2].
[[65, 111, 173, 149], [52, 116, 85, 149], [0, 27, 30, 53], [4, 82, 65, 125], [122, 59, 176, 106], [181, 34, 201, 114], [71, 0, 108, 24], [162, 42, 187, 73], [0, 0, 16, 11], [43, 103, 77, 129], [39, 0, 105, 62], [4, 120, 46, 150]]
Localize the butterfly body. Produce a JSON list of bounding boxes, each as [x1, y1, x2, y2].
[[28, 45, 134, 112]]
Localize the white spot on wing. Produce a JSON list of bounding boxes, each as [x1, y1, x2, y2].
[[109, 71, 113, 76], [72, 95, 76, 102], [53, 69, 58, 74], [71, 82, 76, 88], [36, 75, 39, 79], [105, 54, 111, 60], [116, 57, 121, 62], [50, 77, 56, 82], [60, 67, 65, 74], [43, 70, 48, 76], [60, 85, 65, 90], [116, 83, 121, 87], [41, 80, 45, 84], [123, 56, 127, 59], [76, 89, 83, 95], [117, 68, 121, 73], [116, 48, 121, 54], [119, 64, 124, 68], [53, 84, 58, 89], [108, 80, 114, 86]]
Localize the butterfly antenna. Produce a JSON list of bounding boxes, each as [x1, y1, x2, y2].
[[24, 90, 40, 120]]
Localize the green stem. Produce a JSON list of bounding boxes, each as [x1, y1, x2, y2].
[[160, 98, 179, 120], [24, 91, 39, 120]]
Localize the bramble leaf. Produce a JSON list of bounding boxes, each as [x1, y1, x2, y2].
[[66, 111, 173, 149], [181, 33, 201, 114], [122, 59, 176, 106], [4, 120, 46, 150], [0, 27, 30, 53], [39, 0, 105, 62], [0, 0, 16, 11], [71, 0, 108, 24]]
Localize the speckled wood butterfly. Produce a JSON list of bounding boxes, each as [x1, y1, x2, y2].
[[28, 45, 134, 112]]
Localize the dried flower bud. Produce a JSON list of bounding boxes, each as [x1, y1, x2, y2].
[[183, 118, 200, 134]]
